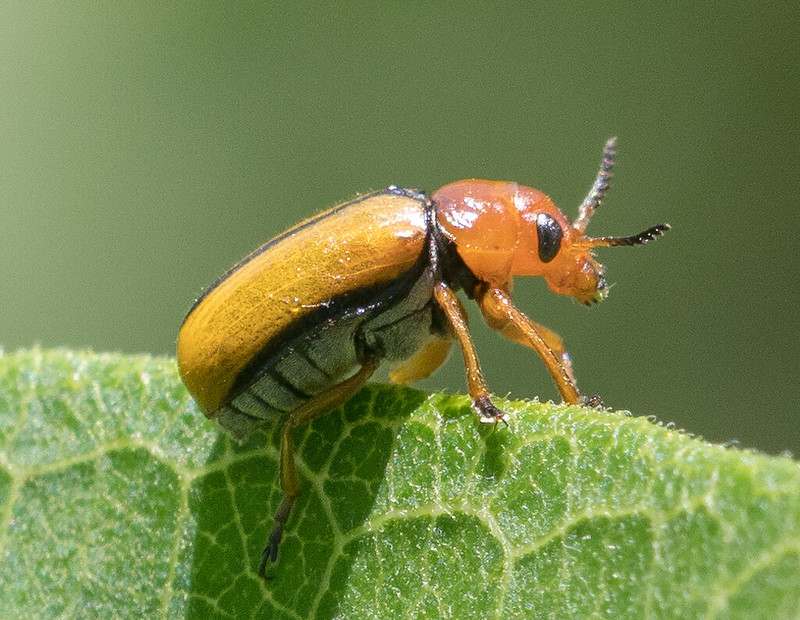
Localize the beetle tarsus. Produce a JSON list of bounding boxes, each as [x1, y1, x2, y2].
[[473, 393, 509, 424], [258, 544, 276, 580], [580, 394, 605, 409], [258, 494, 296, 580]]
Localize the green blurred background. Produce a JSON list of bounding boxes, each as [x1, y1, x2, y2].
[[2, 3, 798, 455]]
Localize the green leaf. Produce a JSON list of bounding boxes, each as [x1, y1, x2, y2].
[[1, 348, 799, 619]]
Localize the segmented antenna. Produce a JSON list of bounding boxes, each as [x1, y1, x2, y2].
[[573, 137, 617, 233], [589, 223, 672, 247]]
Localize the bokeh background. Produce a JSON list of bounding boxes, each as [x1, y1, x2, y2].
[[2, 3, 798, 455]]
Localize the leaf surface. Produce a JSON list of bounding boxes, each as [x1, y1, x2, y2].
[[1, 349, 799, 619]]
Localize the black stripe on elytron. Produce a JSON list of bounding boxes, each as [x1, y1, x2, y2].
[[268, 367, 313, 400], [226, 230, 435, 406], [181, 186, 430, 322]]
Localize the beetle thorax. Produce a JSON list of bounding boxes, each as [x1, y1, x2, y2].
[[433, 180, 606, 304], [433, 180, 520, 286]]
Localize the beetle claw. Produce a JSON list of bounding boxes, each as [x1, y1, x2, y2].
[[258, 494, 297, 579], [473, 394, 509, 425], [580, 394, 605, 409], [258, 526, 282, 580]]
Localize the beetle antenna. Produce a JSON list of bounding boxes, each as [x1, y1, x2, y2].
[[587, 223, 671, 247], [573, 137, 616, 233]]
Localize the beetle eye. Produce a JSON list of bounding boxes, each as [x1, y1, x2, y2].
[[536, 213, 563, 263]]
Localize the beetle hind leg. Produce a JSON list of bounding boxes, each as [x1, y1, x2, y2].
[[259, 358, 380, 579]]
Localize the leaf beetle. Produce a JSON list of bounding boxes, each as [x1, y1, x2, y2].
[[177, 137, 670, 577]]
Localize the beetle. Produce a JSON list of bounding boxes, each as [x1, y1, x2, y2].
[[177, 137, 669, 578]]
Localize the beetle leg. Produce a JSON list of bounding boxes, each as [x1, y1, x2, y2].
[[260, 358, 379, 578], [389, 336, 453, 384], [432, 281, 507, 423], [475, 284, 580, 405]]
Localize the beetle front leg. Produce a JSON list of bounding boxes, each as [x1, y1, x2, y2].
[[260, 358, 380, 578], [432, 281, 507, 423], [475, 284, 581, 405]]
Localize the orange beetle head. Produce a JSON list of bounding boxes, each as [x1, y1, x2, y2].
[[433, 151, 669, 305]]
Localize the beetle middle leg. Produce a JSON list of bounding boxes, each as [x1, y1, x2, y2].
[[389, 336, 453, 384], [260, 358, 380, 578], [432, 281, 507, 423], [474, 284, 580, 405]]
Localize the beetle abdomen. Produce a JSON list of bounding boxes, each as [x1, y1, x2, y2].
[[217, 253, 437, 437]]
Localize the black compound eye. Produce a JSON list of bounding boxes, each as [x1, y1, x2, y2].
[[535, 212, 563, 263]]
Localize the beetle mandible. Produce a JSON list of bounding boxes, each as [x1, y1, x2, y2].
[[177, 137, 670, 577]]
